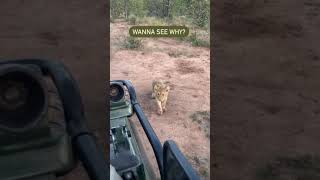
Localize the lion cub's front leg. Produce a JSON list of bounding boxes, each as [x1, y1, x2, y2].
[[156, 99, 163, 115], [162, 97, 168, 112]]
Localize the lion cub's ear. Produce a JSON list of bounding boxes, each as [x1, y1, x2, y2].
[[166, 86, 170, 92]]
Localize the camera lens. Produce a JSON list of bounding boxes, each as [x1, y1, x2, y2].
[[0, 64, 47, 132], [110, 83, 125, 102]]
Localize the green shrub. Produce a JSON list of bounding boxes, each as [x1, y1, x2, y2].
[[137, 16, 167, 26], [124, 36, 142, 49], [188, 32, 209, 47], [128, 14, 136, 25], [110, 0, 209, 28], [189, 0, 210, 28]]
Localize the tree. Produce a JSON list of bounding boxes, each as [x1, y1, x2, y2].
[[190, 0, 209, 27], [162, 0, 170, 18], [146, 0, 163, 17], [110, 0, 124, 18], [124, 0, 129, 19]]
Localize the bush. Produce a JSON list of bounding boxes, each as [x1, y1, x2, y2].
[[123, 36, 142, 49], [137, 16, 167, 26], [110, 0, 209, 28], [171, 16, 192, 26], [188, 32, 210, 47], [110, 16, 115, 23], [128, 14, 136, 25], [189, 0, 210, 28], [110, 0, 125, 18]]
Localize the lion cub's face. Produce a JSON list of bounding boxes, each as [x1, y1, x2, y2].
[[155, 85, 170, 102], [153, 81, 170, 102]]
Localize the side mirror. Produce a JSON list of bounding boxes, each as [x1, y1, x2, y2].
[[163, 140, 200, 180]]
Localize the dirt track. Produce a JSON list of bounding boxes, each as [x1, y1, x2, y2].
[[213, 0, 320, 179], [111, 21, 210, 179], [0, 1, 107, 179]]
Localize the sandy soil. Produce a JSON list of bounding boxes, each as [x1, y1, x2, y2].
[[110, 21, 210, 179], [213, 0, 320, 179]]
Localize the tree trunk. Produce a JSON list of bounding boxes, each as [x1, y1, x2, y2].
[[162, 0, 170, 17], [125, 0, 128, 19]]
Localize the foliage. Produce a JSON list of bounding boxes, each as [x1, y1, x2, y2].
[[110, 0, 125, 18], [128, 14, 136, 25], [110, 0, 210, 28], [110, 16, 115, 23], [188, 32, 210, 47], [189, 0, 210, 27], [128, 0, 147, 17], [123, 36, 142, 49], [137, 16, 167, 26], [146, 0, 164, 17]]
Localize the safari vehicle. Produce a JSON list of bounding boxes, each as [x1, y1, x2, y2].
[[110, 80, 200, 180], [0, 59, 199, 180]]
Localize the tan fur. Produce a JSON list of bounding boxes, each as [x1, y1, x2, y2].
[[152, 80, 170, 115]]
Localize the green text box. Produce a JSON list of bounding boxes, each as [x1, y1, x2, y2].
[[129, 26, 189, 37]]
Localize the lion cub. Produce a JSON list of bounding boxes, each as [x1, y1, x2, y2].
[[152, 80, 170, 115]]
